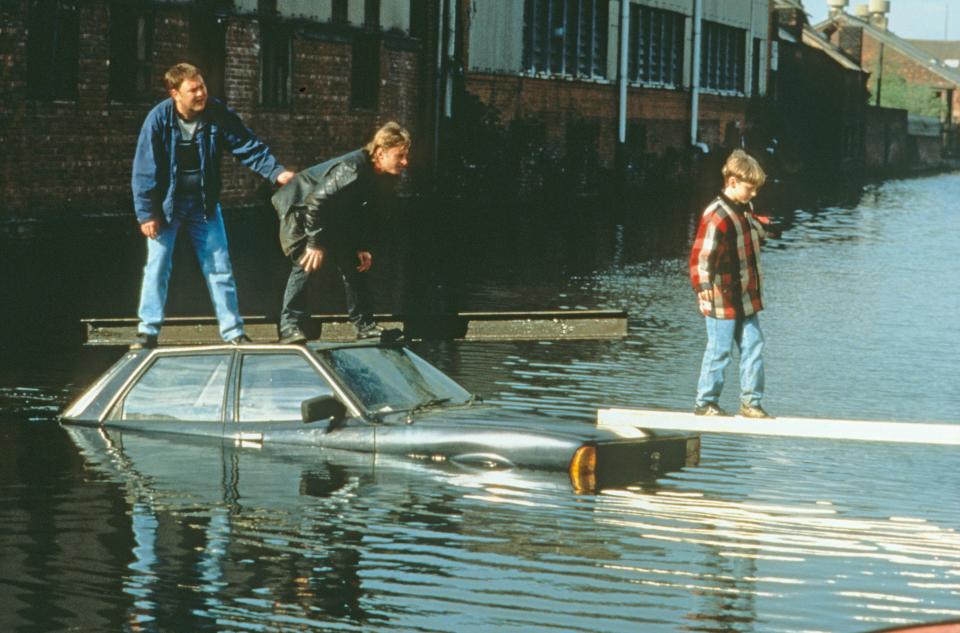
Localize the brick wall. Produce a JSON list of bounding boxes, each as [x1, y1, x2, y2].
[[462, 73, 749, 189], [0, 1, 421, 218]]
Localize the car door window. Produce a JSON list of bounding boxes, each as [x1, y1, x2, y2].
[[238, 353, 336, 422], [121, 354, 231, 421]]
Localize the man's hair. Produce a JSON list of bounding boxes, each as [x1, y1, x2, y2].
[[722, 149, 766, 187], [364, 122, 411, 155], [164, 63, 203, 92]]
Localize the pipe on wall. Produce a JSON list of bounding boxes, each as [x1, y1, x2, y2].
[[690, 0, 702, 147], [617, 0, 630, 145]]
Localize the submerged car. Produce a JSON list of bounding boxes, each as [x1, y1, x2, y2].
[[61, 341, 699, 491]]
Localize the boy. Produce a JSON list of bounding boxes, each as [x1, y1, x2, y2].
[[689, 149, 772, 418]]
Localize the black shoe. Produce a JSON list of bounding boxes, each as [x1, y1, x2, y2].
[[229, 334, 253, 345], [694, 402, 728, 416], [740, 403, 771, 419], [355, 322, 383, 340], [130, 333, 158, 350], [278, 326, 307, 345]]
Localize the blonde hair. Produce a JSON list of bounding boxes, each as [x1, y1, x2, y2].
[[364, 121, 411, 155], [164, 63, 202, 92], [722, 149, 766, 187]]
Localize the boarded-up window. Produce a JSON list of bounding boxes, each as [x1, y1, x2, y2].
[[260, 21, 292, 107], [351, 34, 380, 109], [523, 0, 608, 78], [27, 0, 79, 100], [109, 4, 154, 102]]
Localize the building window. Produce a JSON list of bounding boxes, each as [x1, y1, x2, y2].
[[188, 12, 227, 99], [26, 0, 79, 100], [364, 0, 380, 30], [260, 22, 292, 107], [351, 34, 380, 109], [523, 0, 608, 78], [332, 0, 348, 25], [700, 21, 746, 93], [109, 4, 154, 102], [628, 5, 684, 87]]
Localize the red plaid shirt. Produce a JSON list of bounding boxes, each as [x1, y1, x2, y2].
[[689, 195, 766, 319]]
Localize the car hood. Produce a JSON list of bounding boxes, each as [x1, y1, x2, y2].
[[379, 404, 660, 443]]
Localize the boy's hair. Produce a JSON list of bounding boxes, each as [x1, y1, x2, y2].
[[722, 149, 766, 187], [164, 63, 202, 92], [364, 122, 411, 155]]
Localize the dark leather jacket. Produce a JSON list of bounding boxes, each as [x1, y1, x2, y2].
[[271, 149, 374, 256]]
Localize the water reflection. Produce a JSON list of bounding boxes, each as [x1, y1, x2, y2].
[[2, 172, 960, 632]]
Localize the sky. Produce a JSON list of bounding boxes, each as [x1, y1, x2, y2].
[[804, 0, 959, 40]]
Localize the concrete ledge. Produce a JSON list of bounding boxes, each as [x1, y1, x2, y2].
[[82, 309, 628, 345], [598, 407, 960, 446]]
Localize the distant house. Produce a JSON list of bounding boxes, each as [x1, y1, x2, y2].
[[815, 3, 960, 127], [770, 0, 869, 176], [906, 40, 960, 70]]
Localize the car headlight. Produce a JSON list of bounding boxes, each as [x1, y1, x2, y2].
[[569, 444, 597, 492]]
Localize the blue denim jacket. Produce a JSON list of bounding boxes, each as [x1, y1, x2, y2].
[[131, 98, 285, 224]]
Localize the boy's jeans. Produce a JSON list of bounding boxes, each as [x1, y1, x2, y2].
[[695, 314, 765, 408], [136, 204, 244, 342]]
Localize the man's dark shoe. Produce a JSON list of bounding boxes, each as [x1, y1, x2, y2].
[[130, 333, 158, 350], [694, 403, 728, 416], [740, 403, 771, 419], [278, 326, 307, 345], [229, 334, 253, 345], [355, 322, 383, 340]]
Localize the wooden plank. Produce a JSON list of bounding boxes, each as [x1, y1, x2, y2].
[[82, 310, 627, 345], [597, 407, 960, 446]]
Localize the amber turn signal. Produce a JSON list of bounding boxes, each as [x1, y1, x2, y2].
[[569, 444, 597, 492]]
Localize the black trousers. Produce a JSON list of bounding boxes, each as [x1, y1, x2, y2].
[[280, 244, 373, 332]]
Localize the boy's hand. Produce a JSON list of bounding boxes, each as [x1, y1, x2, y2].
[[698, 288, 713, 303]]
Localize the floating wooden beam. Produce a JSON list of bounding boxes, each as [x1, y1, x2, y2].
[[82, 310, 627, 345], [597, 408, 960, 446]]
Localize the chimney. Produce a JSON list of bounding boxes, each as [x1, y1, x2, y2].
[[854, 4, 870, 19], [827, 0, 848, 18], [868, 0, 890, 30]]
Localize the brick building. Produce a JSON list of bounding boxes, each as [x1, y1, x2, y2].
[[815, 0, 960, 162], [444, 0, 773, 192], [770, 1, 868, 177], [0, 0, 428, 218]]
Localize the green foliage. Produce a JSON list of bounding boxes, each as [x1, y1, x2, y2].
[[870, 62, 943, 118]]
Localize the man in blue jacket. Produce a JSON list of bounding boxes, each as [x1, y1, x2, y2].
[[131, 62, 294, 348]]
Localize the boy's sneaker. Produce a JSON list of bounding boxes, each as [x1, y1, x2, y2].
[[130, 333, 158, 350], [740, 403, 771, 419], [278, 326, 307, 345], [355, 322, 383, 340], [694, 402, 728, 416]]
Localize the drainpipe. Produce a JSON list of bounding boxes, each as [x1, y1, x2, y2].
[[690, 0, 702, 148], [617, 0, 629, 145], [432, 0, 450, 187]]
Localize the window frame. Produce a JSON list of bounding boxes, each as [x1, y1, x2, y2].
[[109, 2, 155, 103], [234, 351, 339, 424], [628, 4, 684, 88], [700, 20, 746, 95], [522, 0, 608, 80], [259, 19, 293, 108]]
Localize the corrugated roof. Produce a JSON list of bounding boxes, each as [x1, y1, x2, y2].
[[814, 13, 960, 86]]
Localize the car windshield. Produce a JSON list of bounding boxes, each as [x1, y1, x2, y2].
[[318, 346, 472, 413]]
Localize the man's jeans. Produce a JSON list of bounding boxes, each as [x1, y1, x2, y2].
[[137, 204, 244, 341], [695, 314, 765, 408], [280, 245, 372, 333]]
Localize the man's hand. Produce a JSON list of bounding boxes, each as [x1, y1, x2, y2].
[[140, 219, 160, 240], [299, 246, 325, 273], [356, 251, 372, 272], [276, 170, 295, 185]]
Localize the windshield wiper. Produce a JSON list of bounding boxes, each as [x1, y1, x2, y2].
[[408, 397, 451, 414]]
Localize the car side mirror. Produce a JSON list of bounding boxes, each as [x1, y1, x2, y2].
[[301, 395, 347, 431]]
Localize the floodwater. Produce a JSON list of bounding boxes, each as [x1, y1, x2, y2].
[[1, 173, 959, 632]]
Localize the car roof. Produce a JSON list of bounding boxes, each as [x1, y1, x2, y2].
[[138, 340, 388, 354]]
